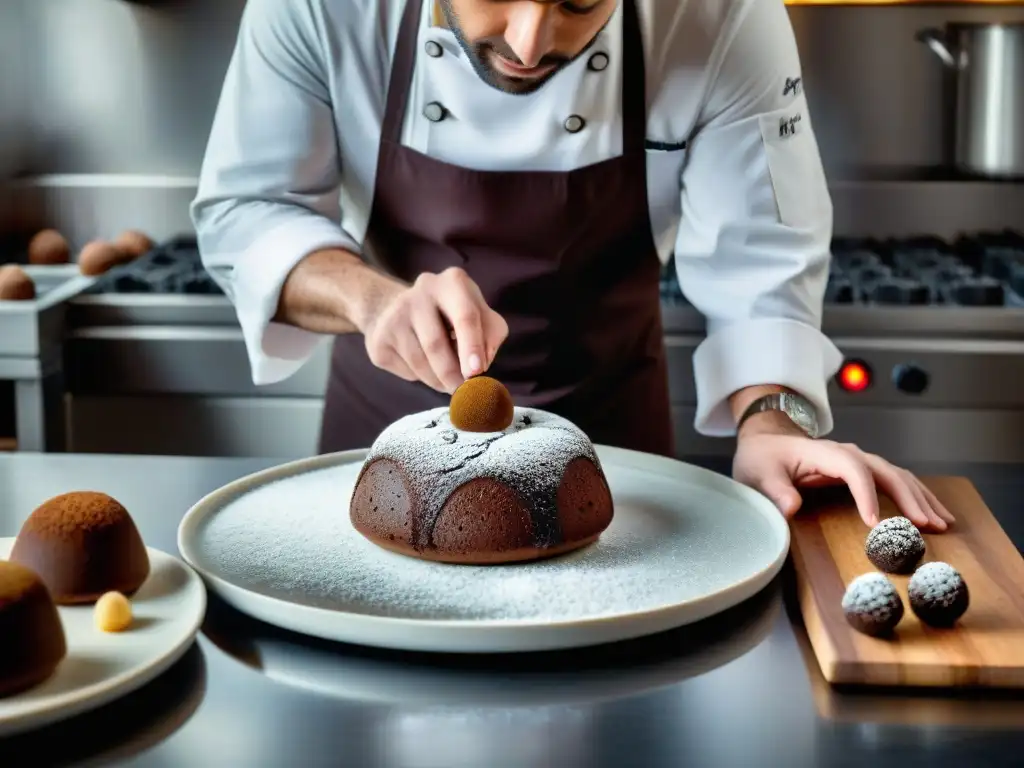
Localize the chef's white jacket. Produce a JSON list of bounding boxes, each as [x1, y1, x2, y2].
[[191, 0, 844, 437]]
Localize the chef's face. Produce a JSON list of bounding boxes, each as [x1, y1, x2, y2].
[[439, 0, 614, 95]]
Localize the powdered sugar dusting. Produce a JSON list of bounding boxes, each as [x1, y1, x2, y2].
[[842, 572, 901, 615], [364, 407, 600, 548], [191, 460, 783, 622], [908, 561, 964, 608], [864, 516, 925, 572]]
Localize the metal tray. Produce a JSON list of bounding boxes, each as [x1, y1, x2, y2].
[[0, 265, 97, 357]]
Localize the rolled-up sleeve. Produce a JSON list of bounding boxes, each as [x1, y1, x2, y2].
[[190, 0, 358, 385], [674, 0, 843, 438]]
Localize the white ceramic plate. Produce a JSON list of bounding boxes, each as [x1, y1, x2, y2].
[[202, 584, 781, 707], [0, 541, 206, 737], [178, 446, 789, 654]]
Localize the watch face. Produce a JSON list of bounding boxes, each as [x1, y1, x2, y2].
[[785, 397, 818, 437]]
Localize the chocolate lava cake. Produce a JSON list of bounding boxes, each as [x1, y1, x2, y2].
[[349, 377, 614, 564]]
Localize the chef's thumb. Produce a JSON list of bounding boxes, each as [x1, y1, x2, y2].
[[757, 469, 803, 518]]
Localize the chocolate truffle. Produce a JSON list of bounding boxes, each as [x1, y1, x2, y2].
[[77, 240, 136, 277], [113, 229, 154, 257], [0, 560, 68, 698], [864, 516, 925, 574], [908, 561, 969, 628], [0, 264, 36, 301], [841, 572, 904, 637], [27, 228, 71, 265], [449, 375, 515, 433], [10, 491, 150, 605]]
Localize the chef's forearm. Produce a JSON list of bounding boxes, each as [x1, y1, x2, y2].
[[273, 248, 405, 335], [729, 384, 803, 438]]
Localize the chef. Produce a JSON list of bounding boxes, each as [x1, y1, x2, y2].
[[192, 0, 953, 532]]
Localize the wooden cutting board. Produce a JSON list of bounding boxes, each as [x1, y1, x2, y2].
[[789, 476, 1024, 689]]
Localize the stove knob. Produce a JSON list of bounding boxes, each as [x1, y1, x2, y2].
[[869, 280, 931, 306], [893, 364, 929, 395], [950, 280, 1005, 307]]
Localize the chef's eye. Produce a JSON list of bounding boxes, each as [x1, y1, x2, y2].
[[561, 0, 601, 15]]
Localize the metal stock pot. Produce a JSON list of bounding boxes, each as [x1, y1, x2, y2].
[[916, 23, 1024, 178]]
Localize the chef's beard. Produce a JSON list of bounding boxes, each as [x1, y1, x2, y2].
[[437, 0, 602, 96]]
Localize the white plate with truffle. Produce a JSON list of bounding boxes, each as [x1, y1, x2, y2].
[[178, 422, 790, 654], [0, 539, 207, 737]]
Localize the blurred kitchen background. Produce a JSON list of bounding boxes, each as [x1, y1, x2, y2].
[[1, 0, 1023, 463]]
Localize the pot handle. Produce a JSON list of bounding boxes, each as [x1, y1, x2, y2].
[[914, 28, 963, 70]]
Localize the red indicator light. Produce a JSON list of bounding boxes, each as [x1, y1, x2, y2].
[[838, 361, 872, 392]]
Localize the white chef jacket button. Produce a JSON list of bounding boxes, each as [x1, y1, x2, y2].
[[423, 102, 447, 122], [425, 41, 443, 58], [563, 115, 586, 134], [587, 52, 609, 72]]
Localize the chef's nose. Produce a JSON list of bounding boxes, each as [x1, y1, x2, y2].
[[504, 3, 555, 68]]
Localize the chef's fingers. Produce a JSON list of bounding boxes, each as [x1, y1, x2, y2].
[[384, 348, 418, 383], [795, 441, 880, 527], [436, 271, 488, 379], [914, 477, 957, 525], [482, 308, 509, 367], [393, 324, 447, 393], [365, 339, 418, 383], [855, 449, 942, 532], [411, 301, 463, 393], [461, 275, 508, 367]]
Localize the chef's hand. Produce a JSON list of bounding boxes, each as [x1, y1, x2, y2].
[[362, 267, 508, 393], [732, 413, 955, 532]]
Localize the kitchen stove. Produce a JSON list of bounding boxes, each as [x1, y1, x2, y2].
[[30, 230, 1024, 462], [826, 231, 1024, 308]]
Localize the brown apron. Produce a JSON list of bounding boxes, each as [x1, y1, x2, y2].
[[319, 0, 673, 457]]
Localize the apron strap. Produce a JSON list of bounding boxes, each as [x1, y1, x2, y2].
[[381, 0, 648, 153], [620, 0, 647, 154], [381, 0, 425, 145]]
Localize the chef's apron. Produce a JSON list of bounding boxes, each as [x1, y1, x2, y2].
[[319, 0, 673, 457]]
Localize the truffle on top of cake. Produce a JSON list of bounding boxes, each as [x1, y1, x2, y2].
[[10, 491, 150, 605], [449, 375, 515, 433]]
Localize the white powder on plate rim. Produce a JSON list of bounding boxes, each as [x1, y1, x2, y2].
[[192, 460, 781, 623]]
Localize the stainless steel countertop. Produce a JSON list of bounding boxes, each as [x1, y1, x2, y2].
[[0, 452, 1022, 767]]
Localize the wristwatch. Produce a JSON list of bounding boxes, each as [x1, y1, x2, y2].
[[737, 392, 820, 438]]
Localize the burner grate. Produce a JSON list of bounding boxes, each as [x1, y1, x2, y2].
[[659, 229, 1024, 308], [86, 235, 223, 296]]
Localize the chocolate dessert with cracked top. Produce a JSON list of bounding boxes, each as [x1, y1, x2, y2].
[[349, 377, 614, 564]]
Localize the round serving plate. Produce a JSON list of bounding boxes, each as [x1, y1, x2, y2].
[[0, 541, 207, 737], [200, 583, 781, 707], [178, 446, 789, 654]]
